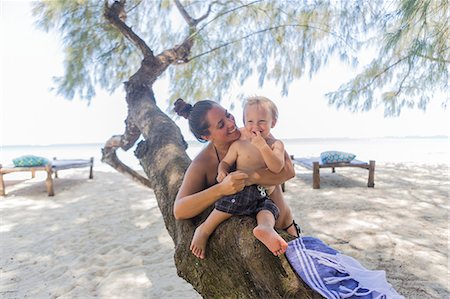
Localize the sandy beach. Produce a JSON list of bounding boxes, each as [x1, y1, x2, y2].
[[1, 160, 448, 298]]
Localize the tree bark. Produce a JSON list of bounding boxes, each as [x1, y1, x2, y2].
[[101, 2, 320, 298], [105, 73, 320, 299], [102, 67, 320, 299]]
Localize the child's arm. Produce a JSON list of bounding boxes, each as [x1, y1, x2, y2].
[[217, 142, 239, 182], [252, 132, 285, 173], [217, 161, 231, 183]]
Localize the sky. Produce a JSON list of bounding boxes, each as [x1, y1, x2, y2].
[[1, 1, 449, 147]]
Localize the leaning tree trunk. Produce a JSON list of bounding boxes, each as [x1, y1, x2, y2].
[[103, 76, 319, 299], [101, 1, 320, 298]]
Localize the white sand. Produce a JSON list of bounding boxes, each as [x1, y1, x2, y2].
[[0, 169, 200, 299], [285, 162, 449, 299], [1, 162, 449, 298]]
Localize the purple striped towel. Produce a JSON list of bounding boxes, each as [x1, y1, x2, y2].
[[285, 237, 404, 299]]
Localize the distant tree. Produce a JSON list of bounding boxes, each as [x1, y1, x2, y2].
[[32, 0, 449, 297], [326, 0, 449, 116]]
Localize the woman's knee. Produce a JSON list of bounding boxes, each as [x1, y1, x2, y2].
[[270, 186, 293, 228], [275, 205, 293, 228]]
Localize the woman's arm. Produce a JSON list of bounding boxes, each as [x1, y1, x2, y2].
[[246, 150, 294, 186], [174, 161, 248, 220]]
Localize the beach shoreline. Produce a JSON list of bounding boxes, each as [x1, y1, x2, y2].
[[1, 159, 449, 298]]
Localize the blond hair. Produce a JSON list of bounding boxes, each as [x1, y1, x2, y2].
[[243, 96, 279, 123]]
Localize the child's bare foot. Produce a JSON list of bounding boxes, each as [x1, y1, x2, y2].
[[190, 224, 210, 259], [253, 225, 288, 256]]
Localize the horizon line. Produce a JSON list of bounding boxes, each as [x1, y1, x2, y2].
[[2, 135, 448, 148]]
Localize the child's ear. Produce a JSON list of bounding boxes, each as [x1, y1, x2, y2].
[[271, 119, 277, 128]]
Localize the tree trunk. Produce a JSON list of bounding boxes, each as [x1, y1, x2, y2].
[[101, 77, 320, 299], [101, 2, 320, 297], [174, 216, 321, 298]]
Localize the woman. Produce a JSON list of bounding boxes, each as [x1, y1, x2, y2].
[[173, 99, 300, 240]]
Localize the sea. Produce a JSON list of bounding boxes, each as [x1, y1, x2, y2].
[[1, 136, 449, 170]]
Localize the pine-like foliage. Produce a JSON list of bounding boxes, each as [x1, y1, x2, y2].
[[32, 0, 448, 115]]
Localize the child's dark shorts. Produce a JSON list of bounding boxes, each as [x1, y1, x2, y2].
[[214, 185, 279, 219]]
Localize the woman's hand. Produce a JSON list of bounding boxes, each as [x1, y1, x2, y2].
[[244, 151, 295, 186], [218, 171, 248, 196]]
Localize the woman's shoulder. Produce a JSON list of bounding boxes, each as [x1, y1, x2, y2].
[[187, 144, 218, 187], [183, 149, 209, 180], [191, 144, 214, 167]]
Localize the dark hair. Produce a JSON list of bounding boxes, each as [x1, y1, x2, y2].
[[174, 98, 217, 142]]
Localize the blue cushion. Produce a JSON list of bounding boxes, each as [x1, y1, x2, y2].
[[320, 151, 356, 164], [13, 155, 50, 167]]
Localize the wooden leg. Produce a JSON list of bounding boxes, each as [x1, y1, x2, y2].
[[0, 170, 5, 196], [31, 169, 36, 178], [312, 162, 320, 189], [331, 167, 335, 173], [45, 165, 55, 196], [53, 157, 58, 178], [368, 160, 375, 187], [89, 157, 94, 179]]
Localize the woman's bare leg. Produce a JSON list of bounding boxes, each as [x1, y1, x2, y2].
[[270, 186, 300, 236]]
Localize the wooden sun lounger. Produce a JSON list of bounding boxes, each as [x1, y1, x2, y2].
[[0, 157, 94, 197], [291, 156, 375, 189]]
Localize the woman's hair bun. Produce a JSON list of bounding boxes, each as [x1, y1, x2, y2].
[[174, 98, 192, 119]]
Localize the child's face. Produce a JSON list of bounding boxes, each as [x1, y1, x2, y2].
[[244, 104, 275, 139]]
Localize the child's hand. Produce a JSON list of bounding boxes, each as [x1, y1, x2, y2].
[[218, 171, 248, 196], [217, 170, 228, 183], [251, 130, 268, 150]]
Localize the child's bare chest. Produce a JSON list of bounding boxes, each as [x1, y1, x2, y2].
[[235, 141, 268, 171]]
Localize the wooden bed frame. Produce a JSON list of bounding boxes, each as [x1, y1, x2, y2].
[[0, 157, 94, 197], [291, 156, 375, 189]]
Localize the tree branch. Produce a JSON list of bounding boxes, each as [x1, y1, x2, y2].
[[174, 0, 215, 27], [101, 114, 151, 188], [394, 58, 413, 97], [193, 0, 263, 37], [102, 116, 151, 188], [155, 0, 216, 65], [174, 0, 196, 26], [127, 0, 143, 14], [330, 56, 410, 105], [122, 115, 142, 150], [195, 2, 214, 24], [104, 0, 153, 59], [188, 23, 356, 62], [360, 57, 409, 93], [101, 145, 152, 188], [168, 0, 263, 64], [416, 53, 450, 63]]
